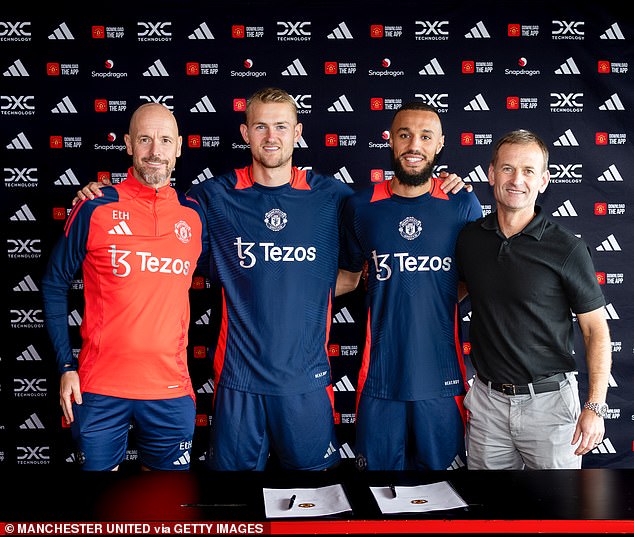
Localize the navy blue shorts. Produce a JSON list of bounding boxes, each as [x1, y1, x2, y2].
[[355, 393, 466, 471], [208, 385, 341, 471], [71, 393, 195, 471]]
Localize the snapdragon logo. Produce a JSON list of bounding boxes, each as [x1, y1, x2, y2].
[[108, 245, 191, 277], [371, 250, 452, 281], [234, 237, 317, 269]]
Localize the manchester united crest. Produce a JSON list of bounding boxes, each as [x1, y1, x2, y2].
[[264, 208, 288, 231], [174, 220, 192, 243], [398, 216, 422, 240]]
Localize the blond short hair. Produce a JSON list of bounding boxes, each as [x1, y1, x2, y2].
[[245, 87, 298, 123]]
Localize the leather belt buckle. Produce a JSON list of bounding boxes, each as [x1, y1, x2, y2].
[[501, 384, 517, 396]]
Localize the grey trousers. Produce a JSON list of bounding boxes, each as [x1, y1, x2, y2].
[[464, 373, 581, 469]]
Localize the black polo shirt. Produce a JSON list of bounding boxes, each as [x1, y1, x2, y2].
[[456, 206, 606, 384]]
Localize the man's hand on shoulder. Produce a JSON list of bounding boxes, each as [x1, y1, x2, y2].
[[72, 179, 111, 206], [438, 170, 473, 194]]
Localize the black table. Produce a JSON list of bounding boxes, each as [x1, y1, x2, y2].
[[1, 467, 633, 535]]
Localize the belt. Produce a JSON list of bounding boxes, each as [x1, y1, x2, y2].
[[478, 372, 567, 396]]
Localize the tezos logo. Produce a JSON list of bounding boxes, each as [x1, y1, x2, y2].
[[399, 216, 422, 240], [264, 208, 287, 231]]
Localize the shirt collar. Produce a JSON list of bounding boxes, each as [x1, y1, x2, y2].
[[481, 205, 547, 240]]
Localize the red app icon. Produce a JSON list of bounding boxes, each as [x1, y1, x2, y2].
[[186, 62, 200, 76], [595, 132, 608, 145], [92, 26, 105, 39], [594, 202, 607, 215], [325, 134, 338, 147], [508, 24, 521, 37], [370, 98, 384, 110], [370, 24, 384, 38], [47, 63, 60, 76], [324, 61, 338, 75]]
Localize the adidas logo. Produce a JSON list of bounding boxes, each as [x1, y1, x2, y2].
[[323, 441, 337, 459], [465, 21, 490, 39], [48, 22, 74, 40], [282, 58, 307, 76], [54, 168, 80, 186], [553, 129, 579, 147], [197, 379, 215, 394], [68, 309, 83, 327], [551, 199, 577, 217], [13, 275, 38, 292], [599, 93, 624, 111], [596, 234, 621, 252], [192, 167, 214, 185], [294, 135, 308, 148], [333, 306, 354, 323], [19, 412, 45, 430], [51, 96, 77, 114], [143, 60, 169, 77], [6, 132, 32, 150], [190, 95, 216, 113], [339, 442, 355, 459], [447, 454, 466, 470], [328, 95, 353, 112], [65, 452, 81, 464], [16, 344, 41, 361], [172, 450, 191, 466], [418, 57, 444, 75], [464, 165, 488, 182], [189, 22, 215, 40], [591, 438, 616, 454], [334, 166, 354, 184], [554, 57, 580, 75], [108, 221, 133, 235], [603, 304, 620, 321], [333, 375, 355, 392], [196, 309, 212, 325], [600, 23, 625, 40], [3, 59, 29, 77], [10, 203, 36, 221], [464, 93, 489, 111], [327, 22, 353, 39], [462, 311, 472, 322], [597, 164, 623, 182]]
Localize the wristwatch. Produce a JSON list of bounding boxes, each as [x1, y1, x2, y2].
[[583, 401, 609, 418]]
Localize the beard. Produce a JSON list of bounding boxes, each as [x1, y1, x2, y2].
[[391, 152, 437, 187], [135, 158, 171, 186]]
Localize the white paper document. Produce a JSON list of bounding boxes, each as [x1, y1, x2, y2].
[[370, 481, 468, 514], [263, 484, 352, 518]]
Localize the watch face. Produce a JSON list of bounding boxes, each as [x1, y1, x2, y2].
[[598, 403, 609, 417]]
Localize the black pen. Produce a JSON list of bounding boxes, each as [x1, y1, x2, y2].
[[288, 494, 296, 509], [389, 484, 397, 498]]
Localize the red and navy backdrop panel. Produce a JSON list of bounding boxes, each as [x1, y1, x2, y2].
[[1, 1, 632, 469]]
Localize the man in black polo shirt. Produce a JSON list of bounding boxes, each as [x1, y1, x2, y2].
[[456, 129, 612, 470]]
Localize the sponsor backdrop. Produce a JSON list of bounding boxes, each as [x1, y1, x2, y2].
[[1, 1, 632, 469]]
